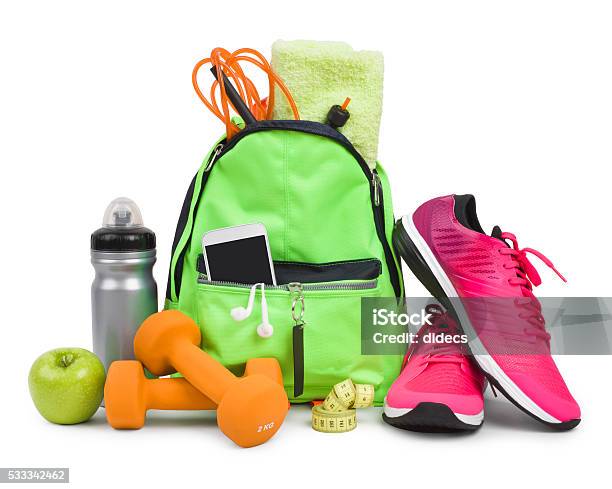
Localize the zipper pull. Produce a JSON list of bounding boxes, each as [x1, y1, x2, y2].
[[204, 143, 224, 172], [372, 172, 382, 206], [289, 282, 305, 319], [288, 282, 305, 398]]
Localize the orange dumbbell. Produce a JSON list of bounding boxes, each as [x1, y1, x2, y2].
[[104, 358, 284, 430], [134, 310, 288, 448]]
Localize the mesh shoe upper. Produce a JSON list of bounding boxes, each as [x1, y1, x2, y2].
[[410, 194, 581, 422], [385, 305, 485, 416]]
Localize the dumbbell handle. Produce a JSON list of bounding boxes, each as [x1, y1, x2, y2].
[[145, 377, 216, 411], [170, 341, 237, 403]]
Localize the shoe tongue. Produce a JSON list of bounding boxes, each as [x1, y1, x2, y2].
[[426, 322, 463, 356], [491, 225, 506, 243], [430, 318, 457, 336]]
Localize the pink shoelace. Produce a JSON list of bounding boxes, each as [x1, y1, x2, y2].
[[407, 304, 466, 368], [498, 231, 566, 342]]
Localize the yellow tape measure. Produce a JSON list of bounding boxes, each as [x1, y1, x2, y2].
[[322, 378, 355, 412], [312, 405, 356, 433], [312, 379, 375, 433], [353, 384, 375, 409]]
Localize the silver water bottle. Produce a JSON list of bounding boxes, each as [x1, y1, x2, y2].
[[91, 198, 158, 373]]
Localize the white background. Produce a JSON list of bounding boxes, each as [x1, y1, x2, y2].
[[1, 0, 610, 487]]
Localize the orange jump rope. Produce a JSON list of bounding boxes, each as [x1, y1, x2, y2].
[[192, 47, 300, 139]]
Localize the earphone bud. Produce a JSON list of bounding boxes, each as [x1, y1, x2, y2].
[[229, 283, 274, 338], [230, 283, 261, 322], [256, 284, 273, 338], [230, 307, 249, 321], [257, 322, 274, 338]]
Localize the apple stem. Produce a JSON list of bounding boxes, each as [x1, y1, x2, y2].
[[60, 353, 74, 368]]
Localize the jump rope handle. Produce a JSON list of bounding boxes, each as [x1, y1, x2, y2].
[[210, 67, 257, 126]]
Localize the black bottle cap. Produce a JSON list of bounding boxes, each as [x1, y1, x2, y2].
[[91, 226, 156, 252]]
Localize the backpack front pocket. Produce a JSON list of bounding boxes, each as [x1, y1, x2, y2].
[[194, 258, 387, 402]]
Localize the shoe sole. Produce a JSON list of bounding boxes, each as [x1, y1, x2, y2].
[[383, 401, 484, 433], [394, 216, 581, 431]]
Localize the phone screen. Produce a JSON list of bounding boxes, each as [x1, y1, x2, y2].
[[204, 235, 275, 285]]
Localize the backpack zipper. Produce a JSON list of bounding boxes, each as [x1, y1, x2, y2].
[[197, 276, 378, 291], [204, 143, 224, 172], [289, 282, 305, 397], [371, 171, 382, 206]]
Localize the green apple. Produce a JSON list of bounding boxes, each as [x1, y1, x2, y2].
[[29, 348, 106, 425]]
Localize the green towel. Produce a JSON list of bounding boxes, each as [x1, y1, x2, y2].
[[271, 40, 383, 169]]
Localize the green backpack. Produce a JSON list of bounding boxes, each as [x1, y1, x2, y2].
[[165, 120, 404, 404]]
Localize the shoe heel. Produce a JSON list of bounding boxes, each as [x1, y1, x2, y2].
[[393, 218, 450, 307]]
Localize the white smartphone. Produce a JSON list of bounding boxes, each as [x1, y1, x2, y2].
[[201, 223, 277, 285]]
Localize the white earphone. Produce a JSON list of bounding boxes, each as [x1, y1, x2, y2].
[[230, 282, 261, 321], [230, 283, 274, 338], [256, 285, 273, 338]]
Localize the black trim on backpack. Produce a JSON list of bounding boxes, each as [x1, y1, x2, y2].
[[168, 120, 403, 301], [166, 172, 198, 300]]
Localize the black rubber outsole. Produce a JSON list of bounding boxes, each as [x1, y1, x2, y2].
[[383, 402, 482, 433], [392, 219, 581, 432]]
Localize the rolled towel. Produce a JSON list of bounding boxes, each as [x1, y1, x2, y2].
[[271, 40, 383, 169]]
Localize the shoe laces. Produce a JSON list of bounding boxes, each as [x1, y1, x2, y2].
[[407, 304, 466, 368], [498, 231, 566, 342]]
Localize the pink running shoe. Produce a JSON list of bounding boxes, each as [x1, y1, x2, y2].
[[394, 194, 581, 430], [383, 304, 486, 432]]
